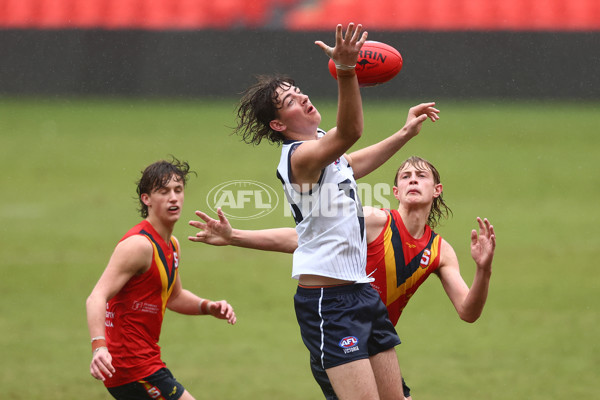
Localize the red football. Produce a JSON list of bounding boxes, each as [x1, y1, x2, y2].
[[328, 41, 403, 87]]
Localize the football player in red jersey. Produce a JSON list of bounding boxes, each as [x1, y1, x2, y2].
[[189, 156, 495, 400], [86, 157, 236, 400]]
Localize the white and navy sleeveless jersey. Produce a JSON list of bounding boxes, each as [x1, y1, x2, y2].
[[276, 129, 370, 282]]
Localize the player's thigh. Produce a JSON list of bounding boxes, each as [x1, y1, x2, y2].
[[326, 358, 379, 400], [178, 390, 195, 400], [369, 348, 404, 400]]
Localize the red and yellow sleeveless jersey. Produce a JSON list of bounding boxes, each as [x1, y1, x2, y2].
[[104, 220, 180, 388], [367, 209, 442, 326]]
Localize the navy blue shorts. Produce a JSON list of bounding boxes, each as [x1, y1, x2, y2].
[[294, 282, 401, 370], [107, 368, 186, 400]]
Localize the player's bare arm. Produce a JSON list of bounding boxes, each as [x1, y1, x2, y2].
[[86, 235, 153, 381], [347, 103, 440, 180], [189, 206, 389, 253], [189, 208, 298, 253], [167, 275, 237, 325], [436, 217, 495, 323], [290, 23, 368, 186], [363, 206, 389, 244]]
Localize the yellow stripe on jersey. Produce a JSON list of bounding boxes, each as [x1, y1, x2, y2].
[[383, 217, 399, 306], [146, 237, 178, 315], [383, 219, 441, 307]]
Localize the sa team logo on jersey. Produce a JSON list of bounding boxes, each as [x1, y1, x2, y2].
[[339, 336, 360, 354], [206, 180, 280, 220], [420, 249, 432, 269]]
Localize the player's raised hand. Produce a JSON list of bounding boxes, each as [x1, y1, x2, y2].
[[207, 300, 237, 325], [407, 102, 440, 124], [470, 217, 496, 271], [402, 102, 440, 140], [90, 347, 115, 381], [315, 23, 368, 69], [188, 208, 233, 246]]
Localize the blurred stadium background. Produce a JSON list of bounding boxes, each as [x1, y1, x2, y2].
[[1, 0, 599, 99]]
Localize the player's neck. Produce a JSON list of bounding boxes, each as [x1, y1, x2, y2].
[[397, 206, 429, 239], [283, 129, 318, 141], [146, 216, 175, 244]]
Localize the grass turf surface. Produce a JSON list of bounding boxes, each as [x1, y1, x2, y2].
[[0, 97, 598, 399]]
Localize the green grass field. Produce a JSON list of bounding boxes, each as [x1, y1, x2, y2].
[[1, 97, 598, 399]]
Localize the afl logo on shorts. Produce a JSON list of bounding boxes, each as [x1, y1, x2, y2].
[[339, 336, 359, 348]]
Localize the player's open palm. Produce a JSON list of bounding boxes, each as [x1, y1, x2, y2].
[[188, 208, 232, 246], [470, 217, 496, 271], [315, 23, 368, 67]]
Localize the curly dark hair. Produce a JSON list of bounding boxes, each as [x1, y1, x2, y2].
[[233, 75, 295, 145], [393, 156, 452, 228], [136, 156, 194, 218]]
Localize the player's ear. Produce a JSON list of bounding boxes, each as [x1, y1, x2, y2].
[[392, 186, 401, 200], [141, 193, 151, 206], [433, 184, 443, 198], [270, 119, 286, 132]]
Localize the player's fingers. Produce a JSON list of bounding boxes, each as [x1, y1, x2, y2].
[[216, 208, 229, 224], [411, 101, 435, 111], [488, 224, 496, 248], [189, 229, 208, 240], [357, 30, 368, 47], [195, 210, 211, 222], [91, 370, 105, 381], [352, 25, 365, 47], [484, 218, 492, 230], [476, 216, 486, 233], [427, 107, 440, 121], [224, 306, 236, 324], [482, 218, 494, 238], [335, 24, 344, 46], [188, 220, 206, 229], [471, 229, 478, 245], [315, 40, 333, 58], [90, 363, 102, 380], [413, 102, 436, 116], [105, 357, 116, 374], [213, 300, 225, 314], [342, 23, 355, 42], [97, 363, 113, 379], [222, 305, 234, 322], [413, 114, 428, 125], [91, 358, 113, 380], [220, 302, 234, 318], [349, 23, 361, 43]]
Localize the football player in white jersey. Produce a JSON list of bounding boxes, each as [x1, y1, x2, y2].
[[230, 23, 439, 400]]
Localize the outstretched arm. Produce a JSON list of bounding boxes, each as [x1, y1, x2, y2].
[[347, 102, 440, 179], [167, 274, 237, 325], [188, 208, 298, 254], [437, 217, 496, 323], [290, 23, 368, 185]]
